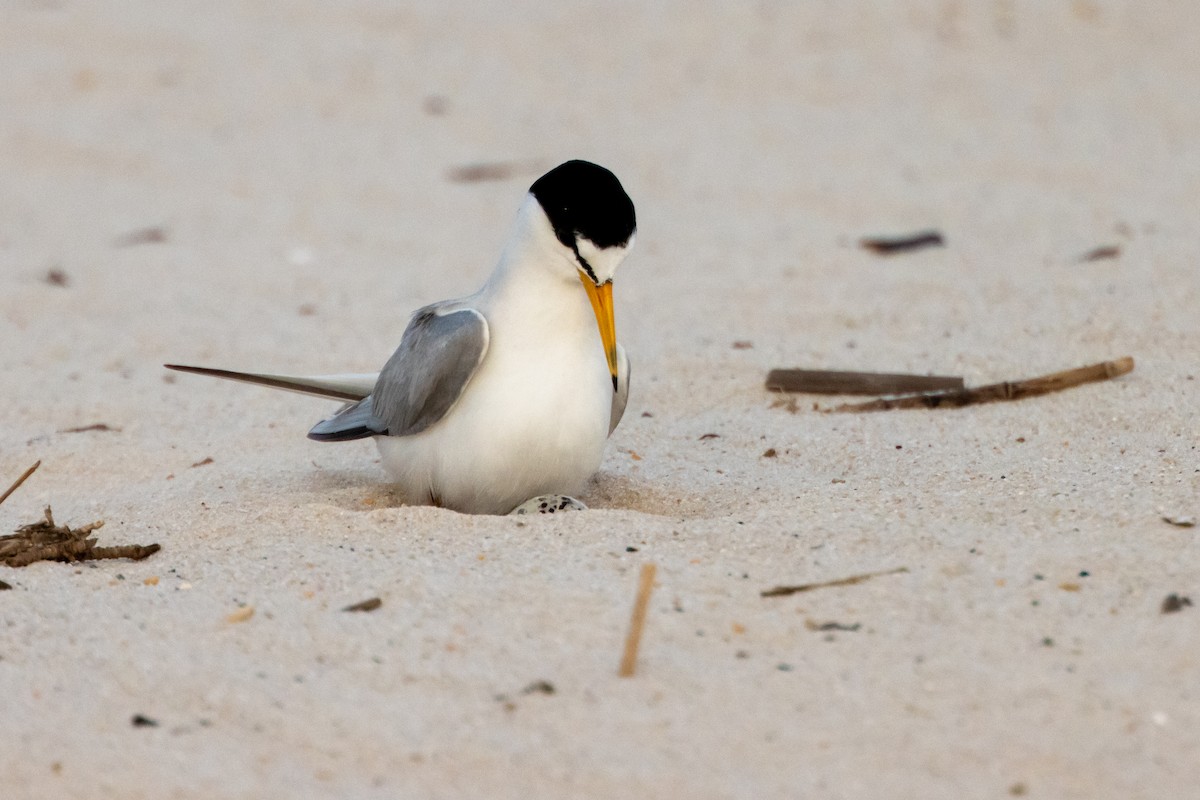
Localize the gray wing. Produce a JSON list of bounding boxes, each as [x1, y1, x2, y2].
[[308, 305, 489, 442], [609, 343, 630, 435]]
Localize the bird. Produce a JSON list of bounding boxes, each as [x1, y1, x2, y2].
[[166, 159, 636, 516]]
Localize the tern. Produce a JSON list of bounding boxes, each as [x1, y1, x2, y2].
[[167, 159, 636, 515]]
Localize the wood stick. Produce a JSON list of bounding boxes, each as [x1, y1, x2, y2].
[[0, 461, 40, 507], [831, 356, 1134, 413], [342, 597, 383, 613], [762, 566, 909, 597], [860, 230, 944, 255], [618, 563, 657, 678], [766, 368, 963, 395], [1079, 244, 1120, 262], [89, 543, 161, 562]]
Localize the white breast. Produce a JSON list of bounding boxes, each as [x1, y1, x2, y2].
[[375, 268, 612, 514]]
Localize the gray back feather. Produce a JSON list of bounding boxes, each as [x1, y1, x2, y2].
[[372, 305, 489, 436], [308, 305, 488, 442]]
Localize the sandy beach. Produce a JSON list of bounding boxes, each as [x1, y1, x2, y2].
[[2, 2, 1197, 797]]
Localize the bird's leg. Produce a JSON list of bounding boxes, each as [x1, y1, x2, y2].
[[508, 495, 588, 515]]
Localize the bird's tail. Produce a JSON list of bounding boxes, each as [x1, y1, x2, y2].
[[163, 364, 378, 401]]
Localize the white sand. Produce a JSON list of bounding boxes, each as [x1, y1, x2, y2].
[[2, 2, 1197, 797]]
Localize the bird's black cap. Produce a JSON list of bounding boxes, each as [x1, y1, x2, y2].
[[530, 160, 636, 251]]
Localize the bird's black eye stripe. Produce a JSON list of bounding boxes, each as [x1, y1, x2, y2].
[[572, 241, 599, 283]]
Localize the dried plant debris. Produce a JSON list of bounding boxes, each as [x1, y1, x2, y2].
[[44, 268, 69, 287], [59, 423, 121, 434], [831, 357, 1134, 412], [2, 461, 157, 567], [521, 680, 556, 696], [762, 566, 909, 598], [342, 597, 382, 613], [805, 620, 861, 632], [1162, 515, 1196, 528], [114, 226, 169, 247], [494, 679, 557, 710], [446, 160, 544, 184], [1, 506, 159, 568], [1079, 244, 1121, 262], [225, 606, 255, 624], [1161, 594, 1193, 614], [769, 395, 801, 414], [766, 368, 964, 395], [860, 230, 944, 255]]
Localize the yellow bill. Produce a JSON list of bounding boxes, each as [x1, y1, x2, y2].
[[579, 272, 619, 391]]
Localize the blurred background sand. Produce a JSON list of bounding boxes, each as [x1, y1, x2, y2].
[[1, 2, 1197, 798]]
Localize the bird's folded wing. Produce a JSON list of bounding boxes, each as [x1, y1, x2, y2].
[[370, 306, 490, 437], [164, 365, 379, 401], [307, 305, 490, 442], [166, 306, 488, 443], [306, 395, 387, 441]]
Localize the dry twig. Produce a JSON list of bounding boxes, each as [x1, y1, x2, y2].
[[0, 461, 41, 507], [860, 230, 944, 255], [762, 566, 909, 598], [831, 357, 1133, 412], [343, 597, 382, 613], [1079, 245, 1121, 262], [766, 368, 963, 395], [59, 423, 121, 434], [618, 563, 657, 677]]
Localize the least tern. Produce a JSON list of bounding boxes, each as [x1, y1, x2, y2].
[[167, 160, 636, 515]]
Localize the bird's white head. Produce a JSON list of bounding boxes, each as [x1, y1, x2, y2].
[[526, 160, 636, 390]]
